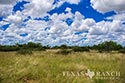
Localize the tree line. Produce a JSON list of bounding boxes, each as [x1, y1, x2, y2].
[[0, 41, 125, 54]]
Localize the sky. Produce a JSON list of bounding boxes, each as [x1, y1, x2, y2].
[[0, 0, 125, 46]]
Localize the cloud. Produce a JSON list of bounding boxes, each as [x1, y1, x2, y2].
[[23, 0, 54, 18], [90, 0, 125, 13], [53, 0, 80, 8], [0, 21, 9, 26], [86, 19, 125, 45], [106, 13, 125, 21], [22, 0, 80, 18], [65, 0, 80, 4], [5, 11, 23, 24], [1, 0, 125, 46], [0, 0, 18, 4], [0, 5, 13, 16], [61, 0, 80, 5], [0, 0, 19, 16], [17, 8, 125, 46], [89, 21, 109, 35]]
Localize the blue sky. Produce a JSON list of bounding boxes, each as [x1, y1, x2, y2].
[[0, 0, 125, 46], [49, 0, 116, 22]]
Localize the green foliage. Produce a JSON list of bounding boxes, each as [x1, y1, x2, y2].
[[60, 44, 68, 49], [119, 49, 125, 53], [72, 46, 90, 52], [0, 41, 124, 53], [0, 42, 47, 52], [20, 42, 46, 51], [53, 45, 72, 49], [52, 46, 59, 49], [0, 45, 19, 52], [17, 49, 33, 55], [92, 41, 123, 52], [57, 49, 72, 55], [98, 49, 103, 53]]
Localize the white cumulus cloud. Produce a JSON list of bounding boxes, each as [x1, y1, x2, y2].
[[90, 0, 125, 13], [5, 11, 23, 24], [23, 0, 54, 18]]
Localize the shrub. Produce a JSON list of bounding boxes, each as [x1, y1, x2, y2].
[[119, 49, 125, 53], [18, 42, 46, 51], [60, 45, 68, 49], [98, 49, 103, 53], [72, 46, 89, 52], [0, 45, 19, 52], [92, 41, 123, 52], [33, 47, 46, 51], [17, 49, 33, 55], [57, 49, 71, 55]]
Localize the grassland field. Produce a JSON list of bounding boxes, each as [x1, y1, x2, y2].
[[0, 50, 125, 83]]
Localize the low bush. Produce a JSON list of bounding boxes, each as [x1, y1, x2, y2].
[[17, 49, 33, 55], [57, 49, 72, 55], [72, 46, 89, 52], [98, 49, 103, 53], [0, 46, 19, 52], [119, 49, 125, 53]]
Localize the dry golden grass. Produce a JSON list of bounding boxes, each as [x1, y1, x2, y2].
[[0, 50, 125, 83]]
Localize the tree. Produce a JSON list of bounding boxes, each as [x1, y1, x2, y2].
[[92, 41, 122, 52], [0, 45, 19, 52], [60, 44, 68, 49]]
